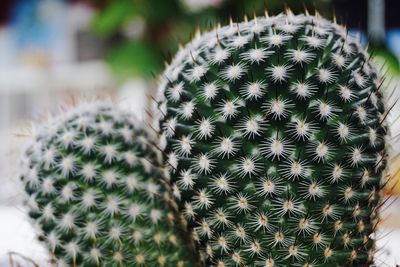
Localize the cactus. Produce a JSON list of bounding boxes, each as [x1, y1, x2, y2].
[[21, 102, 190, 267], [154, 12, 388, 266]]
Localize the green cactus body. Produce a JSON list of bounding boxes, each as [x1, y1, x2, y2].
[[21, 103, 189, 267], [154, 13, 388, 266]]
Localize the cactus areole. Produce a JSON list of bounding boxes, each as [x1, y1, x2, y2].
[[154, 13, 388, 266], [21, 103, 190, 267]]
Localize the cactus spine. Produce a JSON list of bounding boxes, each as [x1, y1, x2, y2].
[[154, 13, 388, 266], [21, 102, 190, 267]]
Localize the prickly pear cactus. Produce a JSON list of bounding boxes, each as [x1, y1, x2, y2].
[[154, 13, 388, 266], [21, 102, 190, 267]]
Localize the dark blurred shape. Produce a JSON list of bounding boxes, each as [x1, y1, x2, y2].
[[333, 0, 367, 29], [333, 0, 400, 29], [0, 0, 13, 25], [386, 0, 400, 27]]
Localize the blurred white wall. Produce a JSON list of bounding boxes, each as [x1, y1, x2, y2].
[[0, 2, 115, 265]]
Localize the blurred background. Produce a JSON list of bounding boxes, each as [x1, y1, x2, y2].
[[0, 0, 400, 266]]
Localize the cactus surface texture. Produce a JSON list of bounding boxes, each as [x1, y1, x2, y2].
[[21, 103, 189, 267], [154, 13, 388, 266]]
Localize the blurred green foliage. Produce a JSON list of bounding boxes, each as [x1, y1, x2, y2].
[[372, 44, 400, 75], [91, 0, 399, 79], [91, 0, 331, 79], [105, 40, 161, 77]]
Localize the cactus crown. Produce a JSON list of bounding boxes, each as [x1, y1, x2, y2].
[[21, 102, 189, 267], [154, 13, 388, 266]]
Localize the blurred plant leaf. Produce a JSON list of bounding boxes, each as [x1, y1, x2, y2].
[[372, 45, 400, 75], [139, 0, 182, 22], [92, 0, 137, 35], [106, 40, 163, 79]]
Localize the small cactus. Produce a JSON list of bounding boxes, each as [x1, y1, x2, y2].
[[154, 13, 388, 266], [21, 102, 190, 267]]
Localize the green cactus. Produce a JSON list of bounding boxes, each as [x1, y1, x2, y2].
[[21, 102, 190, 267], [154, 12, 388, 266]]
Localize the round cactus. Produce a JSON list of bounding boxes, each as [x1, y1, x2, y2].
[[154, 12, 388, 266], [21, 102, 190, 267]]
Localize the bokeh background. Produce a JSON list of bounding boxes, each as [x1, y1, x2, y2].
[[0, 0, 400, 266]]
